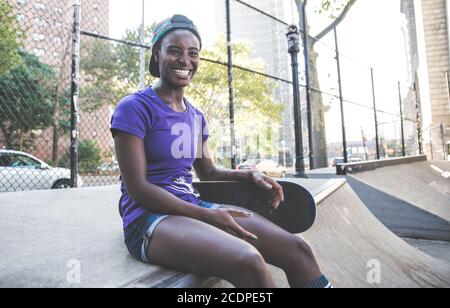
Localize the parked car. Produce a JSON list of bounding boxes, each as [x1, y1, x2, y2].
[[238, 159, 288, 178], [0, 149, 83, 192], [97, 162, 120, 174]]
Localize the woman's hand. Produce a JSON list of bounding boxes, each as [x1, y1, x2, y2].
[[202, 208, 258, 241], [250, 171, 285, 210]]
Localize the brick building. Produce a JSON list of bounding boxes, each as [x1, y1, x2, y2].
[[1, 0, 112, 165]]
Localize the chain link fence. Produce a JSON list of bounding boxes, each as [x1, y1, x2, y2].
[[1, 0, 424, 192]]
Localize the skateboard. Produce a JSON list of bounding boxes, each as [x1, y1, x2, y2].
[[119, 180, 316, 234], [192, 181, 316, 234]]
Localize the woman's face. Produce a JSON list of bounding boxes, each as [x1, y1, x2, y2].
[[156, 30, 200, 88]]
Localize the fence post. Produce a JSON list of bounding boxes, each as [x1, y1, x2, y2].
[[299, 0, 314, 170], [70, 0, 81, 187], [413, 82, 423, 155], [334, 27, 348, 163], [398, 82, 406, 157], [225, 0, 237, 170], [371, 68, 380, 160]]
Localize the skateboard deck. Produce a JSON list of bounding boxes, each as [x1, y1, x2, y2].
[[192, 181, 316, 234], [119, 180, 316, 234]]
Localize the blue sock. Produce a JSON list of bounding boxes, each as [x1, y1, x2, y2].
[[303, 275, 334, 288]]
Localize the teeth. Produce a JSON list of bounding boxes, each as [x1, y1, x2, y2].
[[174, 69, 190, 76]]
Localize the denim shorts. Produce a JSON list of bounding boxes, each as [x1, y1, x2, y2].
[[123, 200, 222, 264]]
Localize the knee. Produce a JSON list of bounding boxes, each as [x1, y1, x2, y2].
[[289, 236, 316, 264], [235, 247, 269, 277]]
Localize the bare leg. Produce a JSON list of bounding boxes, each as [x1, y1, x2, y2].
[[147, 215, 277, 288], [223, 205, 323, 288]]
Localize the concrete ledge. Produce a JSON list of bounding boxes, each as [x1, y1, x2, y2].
[[0, 179, 343, 288], [0, 185, 222, 288], [336, 155, 427, 175]]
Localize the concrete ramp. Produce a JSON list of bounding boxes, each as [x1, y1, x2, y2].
[[352, 161, 450, 222], [302, 182, 450, 288], [0, 180, 448, 288]]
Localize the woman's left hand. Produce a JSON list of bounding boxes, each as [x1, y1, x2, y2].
[[250, 171, 285, 210]]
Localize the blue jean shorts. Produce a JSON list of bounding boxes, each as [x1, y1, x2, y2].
[[123, 200, 222, 264]]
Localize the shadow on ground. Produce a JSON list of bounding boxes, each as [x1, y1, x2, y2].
[[306, 171, 450, 242]]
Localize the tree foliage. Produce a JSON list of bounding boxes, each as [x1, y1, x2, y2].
[[0, 0, 24, 75], [0, 51, 57, 149], [186, 37, 284, 161]]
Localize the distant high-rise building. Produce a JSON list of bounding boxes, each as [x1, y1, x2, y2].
[[401, 0, 450, 160], [214, 0, 297, 165]]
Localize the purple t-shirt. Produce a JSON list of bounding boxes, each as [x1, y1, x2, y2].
[[110, 87, 209, 229]]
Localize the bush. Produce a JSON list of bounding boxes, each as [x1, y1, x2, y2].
[[58, 140, 102, 173]]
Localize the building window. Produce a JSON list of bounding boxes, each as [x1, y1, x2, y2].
[[34, 2, 46, 10], [35, 17, 46, 27], [16, 14, 25, 22], [53, 37, 62, 45], [33, 49, 45, 57], [54, 7, 63, 16], [32, 33, 45, 41]]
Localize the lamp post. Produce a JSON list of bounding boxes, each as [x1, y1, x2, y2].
[[287, 25, 307, 178]]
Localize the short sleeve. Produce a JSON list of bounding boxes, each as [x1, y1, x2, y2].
[[200, 112, 209, 143], [110, 96, 153, 140]]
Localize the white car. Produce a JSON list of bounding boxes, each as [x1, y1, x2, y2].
[[0, 150, 83, 192]]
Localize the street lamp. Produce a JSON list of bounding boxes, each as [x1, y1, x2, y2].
[[287, 25, 307, 178]]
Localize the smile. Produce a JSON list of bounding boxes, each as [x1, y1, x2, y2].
[[173, 69, 191, 77]]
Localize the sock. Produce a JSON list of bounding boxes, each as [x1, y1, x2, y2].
[[303, 275, 334, 288]]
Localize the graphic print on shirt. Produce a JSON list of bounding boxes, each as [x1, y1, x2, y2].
[[170, 114, 206, 159], [168, 176, 200, 198]]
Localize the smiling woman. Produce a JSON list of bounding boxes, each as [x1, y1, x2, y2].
[[110, 14, 332, 288]]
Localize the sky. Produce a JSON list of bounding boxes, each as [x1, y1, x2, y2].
[[109, 0, 218, 47], [109, 0, 410, 143]]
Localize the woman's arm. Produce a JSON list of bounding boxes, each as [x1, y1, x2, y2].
[[114, 131, 258, 240], [114, 131, 208, 220], [194, 140, 285, 209], [193, 140, 251, 182]]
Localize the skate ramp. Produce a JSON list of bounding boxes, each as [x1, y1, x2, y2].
[[302, 181, 450, 288], [352, 161, 450, 222], [0, 180, 448, 288]]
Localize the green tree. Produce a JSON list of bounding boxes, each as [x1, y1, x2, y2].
[[0, 0, 24, 75], [186, 37, 284, 162], [115, 25, 156, 90], [0, 51, 57, 150], [80, 39, 121, 112], [83, 25, 157, 109], [295, 0, 358, 168]]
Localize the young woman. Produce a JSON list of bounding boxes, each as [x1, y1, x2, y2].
[[111, 15, 332, 288]]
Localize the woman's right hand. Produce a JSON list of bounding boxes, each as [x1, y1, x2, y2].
[[202, 208, 258, 241]]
